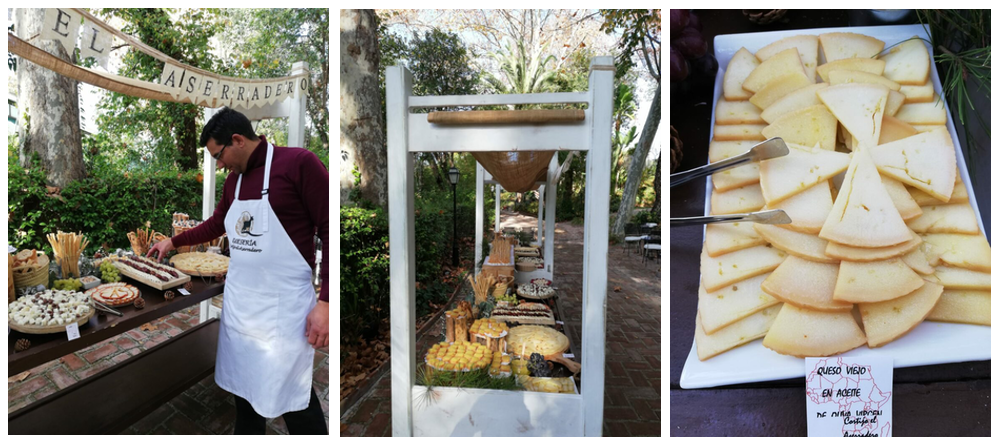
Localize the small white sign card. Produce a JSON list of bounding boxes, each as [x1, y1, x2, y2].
[[805, 357, 893, 437], [66, 322, 81, 341]]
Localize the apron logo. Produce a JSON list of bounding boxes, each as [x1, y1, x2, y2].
[[235, 211, 263, 237]]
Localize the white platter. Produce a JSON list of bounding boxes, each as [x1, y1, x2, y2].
[[680, 24, 991, 389]]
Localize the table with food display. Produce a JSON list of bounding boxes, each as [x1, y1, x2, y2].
[[8, 221, 229, 434]]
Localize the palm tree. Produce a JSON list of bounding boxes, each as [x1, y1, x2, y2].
[[484, 38, 560, 108]]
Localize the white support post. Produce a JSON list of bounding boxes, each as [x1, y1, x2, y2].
[[288, 61, 308, 148], [198, 141, 219, 323], [581, 56, 614, 436], [475, 162, 485, 276], [544, 156, 557, 279], [490, 182, 503, 231], [536, 186, 544, 245], [387, 66, 416, 437]]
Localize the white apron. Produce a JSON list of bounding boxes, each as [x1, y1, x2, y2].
[[216, 142, 316, 418]]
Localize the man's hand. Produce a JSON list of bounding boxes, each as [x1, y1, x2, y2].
[[305, 300, 329, 349], [147, 238, 175, 263]]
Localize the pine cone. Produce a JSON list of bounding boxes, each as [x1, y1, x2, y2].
[[164, 291, 176, 301], [134, 297, 146, 309], [15, 338, 31, 352], [214, 273, 225, 283], [743, 9, 788, 25], [670, 126, 683, 173], [184, 281, 194, 291]]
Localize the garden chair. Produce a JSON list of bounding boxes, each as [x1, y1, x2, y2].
[[643, 234, 661, 266], [623, 223, 644, 255]]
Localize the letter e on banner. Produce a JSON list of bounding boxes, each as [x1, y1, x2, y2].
[[42, 8, 82, 56]]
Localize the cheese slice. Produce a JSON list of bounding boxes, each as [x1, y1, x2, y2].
[[695, 305, 781, 361], [907, 173, 968, 206], [817, 83, 890, 149], [828, 69, 901, 91], [825, 229, 921, 262], [724, 48, 761, 101], [901, 243, 935, 275], [819, 32, 885, 61], [761, 104, 837, 151], [709, 140, 760, 192], [878, 115, 918, 144], [900, 81, 934, 103], [754, 223, 837, 264], [911, 125, 947, 133], [705, 222, 765, 257], [907, 203, 979, 234], [715, 99, 765, 125], [859, 281, 943, 348], [870, 128, 957, 202], [819, 148, 912, 247], [742, 48, 808, 93], [880, 36, 931, 85], [759, 143, 851, 205], [761, 255, 850, 311], [763, 303, 867, 357], [926, 290, 991, 326], [749, 71, 814, 110], [885, 90, 906, 117], [760, 82, 829, 124], [924, 266, 991, 290], [765, 181, 833, 234], [920, 233, 991, 272], [700, 245, 786, 293], [755, 34, 820, 82], [698, 274, 779, 334], [817, 57, 886, 82], [833, 258, 924, 303], [710, 183, 765, 214], [713, 124, 766, 141], [881, 177, 922, 220], [895, 96, 947, 124]]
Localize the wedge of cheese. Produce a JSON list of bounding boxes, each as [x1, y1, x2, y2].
[[885, 90, 906, 117], [878, 116, 919, 144], [895, 96, 947, 124], [920, 233, 991, 272], [825, 229, 921, 262], [901, 244, 935, 275], [833, 258, 924, 303], [754, 223, 838, 264], [924, 266, 990, 291], [881, 177, 922, 220], [817, 83, 890, 149], [763, 105, 839, 152], [749, 71, 814, 110], [705, 222, 765, 257], [724, 48, 761, 101], [765, 181, 833, 234], [880, 36, 931, 86], [760, 83, 829, 124], [926, 290, 991, 326], [759, 143, 851, 205], [859, 281, 943, 347], [755, 34, 820, 82], [700, 245, 787, 293], [763, 303, 867, 357], [710, 183, 765, 214], [762, 255, 850, 311], [870, 128, 957, 202], [900, 81, 935, 103], [819, 148, 912, 247], [819, 32, 885, 61], [716, 99, 765, 125], [713, 124, 767, 141], [709, 140, 760, 192], [817, 57, 886, 82], [695, 305, 781, 361], [828, 69, 901, 91], [907, 174, 968, 206], [907, 203, 980, 234], [742, 48, 808, 93], [698, 274, 779, 334]]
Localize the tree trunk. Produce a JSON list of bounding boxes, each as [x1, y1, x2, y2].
[[611, 84, 660, 238], [559, 160, 574, 219], [650, 150, 661, 218], [16, 8, 85, 188]]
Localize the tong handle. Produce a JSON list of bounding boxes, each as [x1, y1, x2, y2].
[[670, 152, 753, 187], [670, 210, 791, 227]]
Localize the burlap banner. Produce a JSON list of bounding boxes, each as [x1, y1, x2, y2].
[[30, 8, 308, 108]]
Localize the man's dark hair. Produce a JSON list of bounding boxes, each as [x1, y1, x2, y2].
[[199, 107, 257, 147]]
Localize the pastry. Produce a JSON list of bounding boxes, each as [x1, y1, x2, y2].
[[169, 252, 230, 277], [111, 255, 190, 289], [517, 283, 555, 299], [506, 325, 570, 358], [425, 340, 493, 372], [87, 282, 141, 307], [491, 302, 556, 326], [469, 318, 508, 338]]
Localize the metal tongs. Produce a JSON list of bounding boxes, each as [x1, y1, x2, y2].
[[670, 138, 792, 227], [89, 298, 124, 317]]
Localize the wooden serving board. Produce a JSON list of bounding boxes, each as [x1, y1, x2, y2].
[[9, 307, 95, 334], [112, 261, 190, 291]]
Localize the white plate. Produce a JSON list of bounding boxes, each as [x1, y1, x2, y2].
[[680, 24, 991, 389]]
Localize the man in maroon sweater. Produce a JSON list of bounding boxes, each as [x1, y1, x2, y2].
[[148, 107, 328, 434]]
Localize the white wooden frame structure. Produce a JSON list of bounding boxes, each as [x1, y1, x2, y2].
[[388, 56, 613, 436]]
